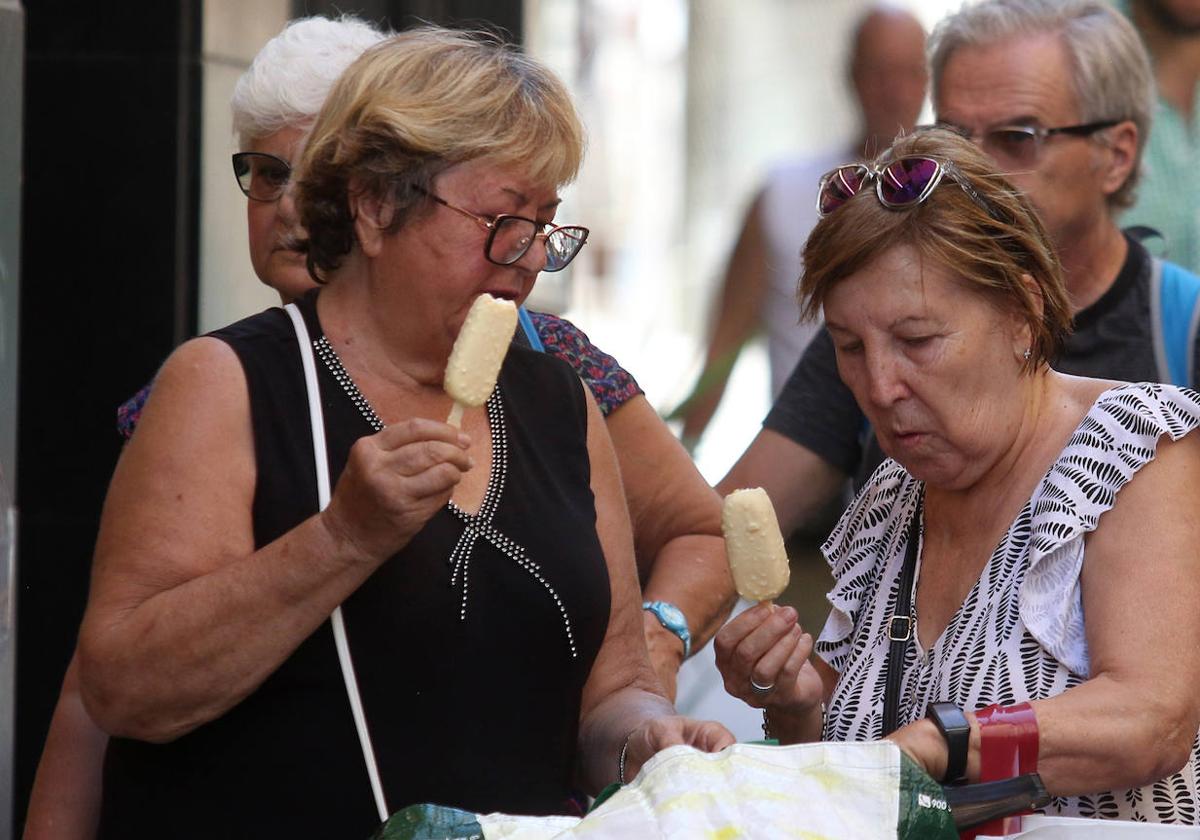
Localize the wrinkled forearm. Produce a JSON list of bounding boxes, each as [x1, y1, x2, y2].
[[1027, 677, 1198, 797], [575, 687, 674, 794], [895, 676, 1199, 797], [78, 512, 377, 743], [602, 397, 734, 692], [643, 534, 736, 656], [639, 534, 735, 702]]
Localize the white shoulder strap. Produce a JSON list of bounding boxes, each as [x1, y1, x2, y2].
[[284, 303, 390, 824]]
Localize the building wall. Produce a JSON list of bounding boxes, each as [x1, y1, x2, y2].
[[197, 0, 288, 333]]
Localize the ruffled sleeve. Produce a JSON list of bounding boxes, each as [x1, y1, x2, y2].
[[815, 460, 920, 674], [1021, 384, 1200, 677]]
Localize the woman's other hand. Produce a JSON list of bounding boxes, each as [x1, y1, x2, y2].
[[886, 714, 981, 785], [321, 418, 474, 564], [886, 718, 949, 781], [621, 716, 735, 782]]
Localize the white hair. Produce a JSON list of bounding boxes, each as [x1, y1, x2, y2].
[[231, 15, 390, 148], [929, 0, 1155, 209]]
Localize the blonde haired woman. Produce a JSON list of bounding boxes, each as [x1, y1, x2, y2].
[[78, 27, 730, 837]]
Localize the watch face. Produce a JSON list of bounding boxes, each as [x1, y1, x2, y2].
[[657, 603, 685, 627], [931, 702, 969, 734]]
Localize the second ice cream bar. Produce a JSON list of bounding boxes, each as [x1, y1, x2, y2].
[[444, 293, 519, 426], [722, 487, 790, 602]]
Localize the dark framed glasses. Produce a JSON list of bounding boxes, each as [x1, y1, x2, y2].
[[817, 156, 992, 218], [970, 120, 1122, 169], [232, 152, 292, 202], [418, 188, 589, 272]]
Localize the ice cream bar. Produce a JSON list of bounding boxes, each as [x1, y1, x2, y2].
[[444, 293, 519, 427], [722, 487, 791, 602]]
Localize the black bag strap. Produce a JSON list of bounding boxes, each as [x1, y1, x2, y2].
[[882, 495, 923, 736]]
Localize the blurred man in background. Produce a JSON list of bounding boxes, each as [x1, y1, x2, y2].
[[677, 5, 926, 449]]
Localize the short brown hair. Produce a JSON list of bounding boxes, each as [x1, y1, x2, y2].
[[297, 25, 585, 277], [800, 128, 1072, 370]]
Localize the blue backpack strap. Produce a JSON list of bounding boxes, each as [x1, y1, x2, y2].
[[517, 305, 545, 353], [1150, 257, 1200, 387]]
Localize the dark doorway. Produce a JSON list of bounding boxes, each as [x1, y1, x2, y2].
[[15, 0, 201, 832]]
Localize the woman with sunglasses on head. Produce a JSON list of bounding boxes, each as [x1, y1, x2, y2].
[[68, 26, 732, 838], [714, 128, 1200, 823]]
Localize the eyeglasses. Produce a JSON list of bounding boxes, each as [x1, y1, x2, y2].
[[944, 120, 1121, 169], [817, 155, 994, 218], [232, 152, 292, 202], [418, 188, 589, 272]]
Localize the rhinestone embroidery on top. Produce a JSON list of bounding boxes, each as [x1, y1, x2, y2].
[[313, 334, 578, 659]]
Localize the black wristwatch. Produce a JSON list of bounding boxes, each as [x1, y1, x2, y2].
[[926, 701, 970, 784]]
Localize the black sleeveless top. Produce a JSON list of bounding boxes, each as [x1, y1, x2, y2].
[[98, 293, 611, 838]]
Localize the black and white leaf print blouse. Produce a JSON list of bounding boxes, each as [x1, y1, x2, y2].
[[815, 383, 1200, 823]]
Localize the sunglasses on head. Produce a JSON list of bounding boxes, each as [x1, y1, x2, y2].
[[816, 155, 994, 218]]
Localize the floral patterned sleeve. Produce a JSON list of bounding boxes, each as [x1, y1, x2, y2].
[[528, 311, 643, 416], [116, 381, 154, 439]]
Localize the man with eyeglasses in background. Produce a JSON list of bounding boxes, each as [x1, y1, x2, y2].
[[717, 0, 1200, 552]]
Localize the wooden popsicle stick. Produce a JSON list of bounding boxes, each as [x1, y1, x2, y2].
[[446, 401, 465, 428]]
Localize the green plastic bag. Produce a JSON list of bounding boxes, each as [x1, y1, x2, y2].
[[899, 748, 958, 839], [372, 803, 484, 840]]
